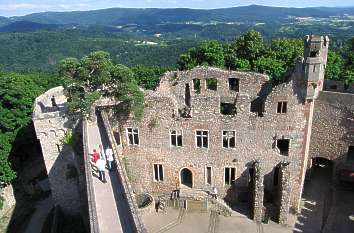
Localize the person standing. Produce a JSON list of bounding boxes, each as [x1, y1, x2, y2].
[[99, 144, 106, 161], [212, 186, 218, 200], [92, 149, 100, 163], [105, 147, 114, 171], [96, 158, 106, 183]]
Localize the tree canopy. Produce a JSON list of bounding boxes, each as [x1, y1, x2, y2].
[[60, 51, 145, 119]]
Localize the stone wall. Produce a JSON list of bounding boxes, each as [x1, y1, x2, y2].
[[33, 87, 82, 214], [109, 66, 308, 217], [309, 91, 354, 164]]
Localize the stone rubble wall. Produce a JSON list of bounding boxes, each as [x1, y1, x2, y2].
[[309, 91, 354, 163], [110, 66, 307, 214], [33, 87, 82, 215]]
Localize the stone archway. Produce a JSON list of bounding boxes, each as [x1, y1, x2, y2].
[[180, 168, 193, 188]]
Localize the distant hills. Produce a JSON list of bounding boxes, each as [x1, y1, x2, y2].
[[2, 5, 354, 27], [1, 5, 354, 41]]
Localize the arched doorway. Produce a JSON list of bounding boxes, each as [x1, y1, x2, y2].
[[180, 168, 193, 188]]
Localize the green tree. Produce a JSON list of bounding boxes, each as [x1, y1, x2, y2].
[[269, 38, 303, 67], [254, 56, 286, 80], [178, 41, 224, 70], [0, 73, 49, 186], [233, 29, 265, 68], [131, 65, 168, 90], [325, 51, 345, 81], [60, 51, 145, 119]]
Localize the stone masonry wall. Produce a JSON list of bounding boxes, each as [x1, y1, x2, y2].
[[109, 66, 308, 216], [309, 91, 354, 165], [33, 87, 82, 214]]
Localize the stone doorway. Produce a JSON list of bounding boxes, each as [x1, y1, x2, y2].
[[180, 168, 193, 188]]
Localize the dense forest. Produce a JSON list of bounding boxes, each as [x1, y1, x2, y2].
[[1, 26, 354, 210]]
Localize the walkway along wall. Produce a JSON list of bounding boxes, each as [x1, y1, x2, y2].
[[100, 110, 148, 233]]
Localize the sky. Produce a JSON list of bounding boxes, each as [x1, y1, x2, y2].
[[1, 0, 354, 17]]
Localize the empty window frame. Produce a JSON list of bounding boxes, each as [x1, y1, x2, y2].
[[196, 130, 208, 148], [347, 146, 354, 161], [170, 130, 183, 147], [153, 164, 164, 181], [222, 131, 236, 148], [224, 167, 236, 185], [229, 78, 239, 92], [113, 131, 121, 146], [193, 79, 201, 94], [205, 166, 212, 185], [221, 103, 237, 115], [126, 127, 139, 145], [277, 139, 290, 156], [206, 78, 217, 91], [277, 101, 288, 114]]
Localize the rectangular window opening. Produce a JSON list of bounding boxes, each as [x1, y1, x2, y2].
[[229, 78, 239, 92], [277, 101, 287, 114], [170, 130, 183, 147], [196, 130, 208, 148], [193, 79, 201, 94], [206, 78, 217, 91], [224, 167, 236, 185], [206, 167, 212, 185], [347, 146, 354, 161], [127, 127, 139, 145], [113, 131, 121, 145], [153, 164, 164, 181], [277, 139, 290, 156], [223, 131, 236, 148], [221, 103, 237, 115]]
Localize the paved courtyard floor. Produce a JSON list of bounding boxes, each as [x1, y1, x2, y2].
[[143, 207, 294, 233]]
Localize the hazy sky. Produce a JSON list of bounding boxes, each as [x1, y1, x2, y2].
[[1, 0, 354, 17]]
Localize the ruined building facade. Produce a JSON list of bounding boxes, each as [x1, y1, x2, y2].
[[33, 35, 354, 224]]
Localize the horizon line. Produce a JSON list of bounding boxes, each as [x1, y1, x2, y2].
[[4, 4, 354, 18]]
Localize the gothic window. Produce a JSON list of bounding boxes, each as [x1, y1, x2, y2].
[[170, 130, 183, 147], [224, 167, 236, 185], [153, 164, 164, 181], [196, 130, 208, 148], [126, 127, 139, 145], [222, 131, 236, 148], [277, 101, 287, 114]]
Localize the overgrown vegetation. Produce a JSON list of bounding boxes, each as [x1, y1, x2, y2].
[[179, 29, 354, 83], [60, 51, 145, 119]]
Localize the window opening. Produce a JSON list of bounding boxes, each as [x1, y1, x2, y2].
[[277, 139, 290, 156], [113, 131, 121, 145], [170, 130, 183, 147], [206, 167, 212, 185], [347, 146, 354, 161], [127, 128, 139, 145], [223, 131, 236, 148], [185, 83, 191, 108], [229, 78, 239, 91], [206, 78, 217, 91], [224, 167, 236, 185], [196, 130, 208, 148], [193, 79, 201, 94], [273, 167, 280, 186], [153, 164, 164, 181], [221, 103, 236, 115], [277, 101, 287, 114]]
